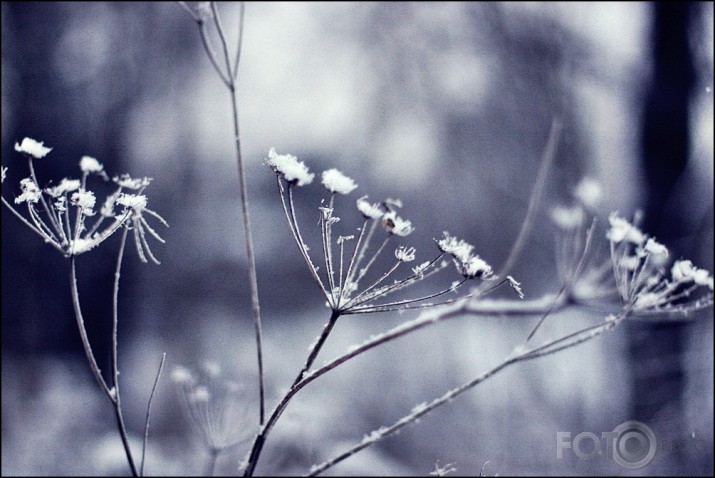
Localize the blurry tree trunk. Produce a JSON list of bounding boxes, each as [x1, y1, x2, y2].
[[628, 1, 695, 445]]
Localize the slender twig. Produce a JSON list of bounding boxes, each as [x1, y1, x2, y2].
[[201, 1, 265, 425], [141, 353, 166, 476], [292, 310, 340, 387], [306, 312, 626, 476], [498, 118, 562, 278]]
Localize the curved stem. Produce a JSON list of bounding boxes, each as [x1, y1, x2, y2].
[[111, 227, 139, 476], [69, 257, 112, 398], [292, 310, 340, 388]]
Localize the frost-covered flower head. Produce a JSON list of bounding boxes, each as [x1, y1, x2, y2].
[[608, 212, 713, 315], [436, 232, 494, 280], [14, 137, 52, 158], [172, 362, 252, 450], [356, 195, 384, 219], [267, 154, 519, 316], [321, 168, 357, 195], [550, 205, 585, 230], [2, 138, 166, 261], [264, 147, 314, 186], [381, 210, 414, 237], [574, 177, 602, 209]]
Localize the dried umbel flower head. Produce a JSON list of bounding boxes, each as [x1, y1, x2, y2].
[[171, 362, 252, 451], [608, 212, 713, 316], [267, 149, 517, 316], [264, 147, 314, 186], [2, 137, 167, 262]]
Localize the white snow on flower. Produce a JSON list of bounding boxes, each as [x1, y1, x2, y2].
[[71, 237, 100, 255], [321, 168, 357, 195], [14, 178, 41, 204], [14, 137, 52, 158], [607, 212, 645, 244], [671, 260, 695, 282], [507, 275, 524, 299], [693, 268, 712, 287], [620, 255, 640, 271], [337, 235, 354, 244], [1, 166, 6, 183], [190, 386, 210, 403], [171, 366, 194, 384], [264, 147, 314, 186], [54, 196, 67, 213], [550, 205, 584, 230], [113, 174, 152, 190], [643, 238, 668, 258], [381, 210, 414, 236], [436, 232, 474, 263], [394, 246, 416, 262], [46, 178, 81, 197], [574, 177, 602, 208], [634, 292, 661, 310], [459, 255, 493, 279], [412, 261, 430, 277], [79, 156, 104, 173], [356, 195, 384, 219], [71, 189, 97, 216], [116, 193, 147, 212]]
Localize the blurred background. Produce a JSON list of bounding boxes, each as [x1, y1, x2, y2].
[[2, 2, 713, 475]]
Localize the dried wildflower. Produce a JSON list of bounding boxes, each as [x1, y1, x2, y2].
[[71, 189, 97, 216], [14, 137, 52, 158], [574, 177, 602, 208], [395, 246, 416, 263], [322, 168, 357, 195], [264, 147, 314, 186], [436, 232, 474, 263], [382, 210, 414, 237], [608, 214, 713, 315], [356, 195, 384, 219], [3, 139, 166, 261], [550, 205, 585, 230], [172, 362, 252, 451], [15, 178, 41, 204], [458, 254, 493, 279], [79, 156, 104, 174]]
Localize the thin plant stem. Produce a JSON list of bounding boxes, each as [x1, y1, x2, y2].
[[111, 226, 140, 476], [206, 447, 220, 477], [141, 352, 166, 477], [498, 118, 562, 278], [205, 1, 265, 425], [306, 312, 626, 476], [70, 255, 138, 475], [292, 310, 341, 387]]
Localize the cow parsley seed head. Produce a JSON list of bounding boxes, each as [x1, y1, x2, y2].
[[113, 173, 152, 190], [436, 232, 474, 263], [607, 212, 645, 244], [574, 177, 602, 208], [321, 168, 358, 195], [356, 195, 384, 219], [171, 365, 195, 385], [550, 205, 585, 230], [15, 178, 41, 204], [264, 147, 314, 186], [458, 254, 493, 279], [71, 189, 97, 216], [79, 156, 104, 173], [395, 246, 416, 262], [14, 137, 52, 158], [46, 178, 81, 197], [643, 237, 668, 258], [116, 193, 148, 212], [382, 210, 414, 236]]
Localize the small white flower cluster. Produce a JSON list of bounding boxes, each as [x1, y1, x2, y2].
[[266, 148, 516, 316], [171, 362, 252, 450], [3, 137, 167, 262], [436, 232, 494, 280], [608, 212, 713, 315]]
